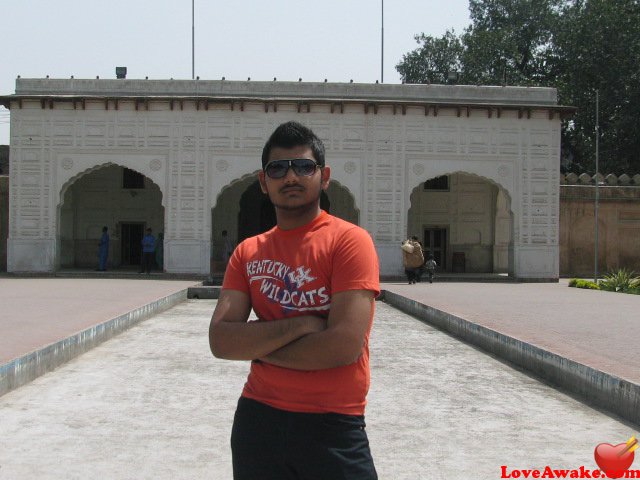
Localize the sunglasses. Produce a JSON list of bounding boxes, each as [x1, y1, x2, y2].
[[264, 158, 321, 179]]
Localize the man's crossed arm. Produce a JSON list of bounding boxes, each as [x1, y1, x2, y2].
[[209, 289, 375, 371]]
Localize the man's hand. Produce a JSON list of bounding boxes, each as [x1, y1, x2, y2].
[[209, 289, 327, 361]]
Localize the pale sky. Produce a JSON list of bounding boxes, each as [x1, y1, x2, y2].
[[0, 0, 471, 144]]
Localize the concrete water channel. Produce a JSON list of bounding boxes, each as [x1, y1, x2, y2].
[[0, 299, 636, 479]]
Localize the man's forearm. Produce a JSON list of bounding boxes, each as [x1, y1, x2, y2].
[[209, 315, 325, 361], [261, 290, 375, 371], [260, 327, 363, 371]]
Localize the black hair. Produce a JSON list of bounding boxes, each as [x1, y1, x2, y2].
[[102, 226, 108, 232], [261, 121, 325, 169]]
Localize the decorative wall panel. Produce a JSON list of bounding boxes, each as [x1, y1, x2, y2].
[[5, 79, 563, 278]]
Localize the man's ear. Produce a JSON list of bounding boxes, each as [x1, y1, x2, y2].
[[321, 166, 331, 191], [258, 170, 268, 194]]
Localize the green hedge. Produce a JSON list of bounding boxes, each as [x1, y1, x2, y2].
[[568, 279, 600, 290], [569, 269, 640, 294]]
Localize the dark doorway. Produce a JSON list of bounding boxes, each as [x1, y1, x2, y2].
[[238, 181, 277, 242], [121, 223, 144, 266], [423, 228, 447, 269]]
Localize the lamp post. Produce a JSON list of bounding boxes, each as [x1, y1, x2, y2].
[[594, 90, 600, 282]]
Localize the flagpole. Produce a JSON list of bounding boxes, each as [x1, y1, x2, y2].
[[381, 0, 384, 83], [192, 0, 195, 79]]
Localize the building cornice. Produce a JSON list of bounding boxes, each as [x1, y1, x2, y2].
[[0, 94, 576, 119], [1, 78, 576, 119]]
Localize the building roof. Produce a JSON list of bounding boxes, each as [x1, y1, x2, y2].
[[0, 78, 576, 118]]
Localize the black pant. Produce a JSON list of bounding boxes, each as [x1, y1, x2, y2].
[[405, 267, 421, 283], [140, 252, 154, 273], [231, 397, 378, 480]]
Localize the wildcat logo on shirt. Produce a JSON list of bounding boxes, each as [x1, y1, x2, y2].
[[246, 259, 330, 312]]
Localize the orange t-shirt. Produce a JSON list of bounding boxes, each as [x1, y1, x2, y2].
[[222, 211, 380, 415]]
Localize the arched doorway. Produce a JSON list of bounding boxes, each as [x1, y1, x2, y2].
[[236, 182, 343, 241], [58, 164, 164, 270], [407, 172, 513, 275], [211, 175, 359, 273], [237, 180, 278, 241]]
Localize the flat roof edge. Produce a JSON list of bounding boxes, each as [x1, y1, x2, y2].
[[11, 78, 560, 105], [0, 94, 576, 113]]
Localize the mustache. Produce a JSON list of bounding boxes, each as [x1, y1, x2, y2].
[[279, 185, 304, 193]]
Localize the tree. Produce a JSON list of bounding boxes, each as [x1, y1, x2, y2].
[[395, 0, 640, 174], [463, 0, 563, 85], [396, 30, 464, 84], [396, 0, 563, 86], [552, 0, 640, 174]]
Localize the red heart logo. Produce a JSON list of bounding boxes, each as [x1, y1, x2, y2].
[[594, 443, 635, 478]]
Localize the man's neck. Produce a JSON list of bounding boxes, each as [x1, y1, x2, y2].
[[275, 204, 322, 231]]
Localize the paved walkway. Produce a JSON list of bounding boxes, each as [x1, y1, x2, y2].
[[1, 277, 639, 478], [382, 279, 640, 385], [0, 278, 200, 364], [4, 277, 638, 386], [0, 300, 635, 479]]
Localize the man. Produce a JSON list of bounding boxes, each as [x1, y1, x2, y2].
[[402, 235, 424, 284], [209, 121, 380, 480], [97, 226, 109, 271], [139, 228, 155, 274]]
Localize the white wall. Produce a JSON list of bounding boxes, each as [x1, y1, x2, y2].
[[6, 79, 561, 279]]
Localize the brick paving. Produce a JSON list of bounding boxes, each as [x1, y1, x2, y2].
[[382, 279, 640, 384]]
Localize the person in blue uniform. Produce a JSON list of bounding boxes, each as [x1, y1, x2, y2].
[[140, 228, 156, 274]]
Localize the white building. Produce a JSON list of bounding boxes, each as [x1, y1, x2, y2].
[[1, 78, 573, 279]]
